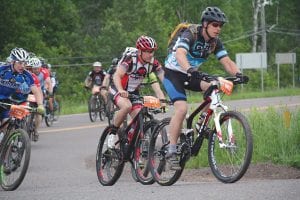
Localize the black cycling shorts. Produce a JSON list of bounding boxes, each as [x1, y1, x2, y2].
[[163, 68, 202, 102]]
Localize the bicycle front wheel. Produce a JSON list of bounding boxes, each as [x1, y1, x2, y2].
[[96, 126, 124, 186], [0, 129, 31, 191], [148, 117, 184, 186], [208, 111, 253, 183], [88, 95, 97, 122], [133, 119, 159, 185]]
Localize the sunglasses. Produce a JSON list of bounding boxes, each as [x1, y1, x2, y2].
[[211, 22, 223, 28]]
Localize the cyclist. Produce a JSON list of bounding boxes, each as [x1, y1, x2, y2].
[[163, 7, 249, 169], [84, 61, 108, 103], [108, 35, 165, 146], [0, 48, 44, 126], [16, 57, 44, 141]]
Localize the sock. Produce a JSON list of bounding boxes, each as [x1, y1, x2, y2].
[[168, 144, 177, 154]]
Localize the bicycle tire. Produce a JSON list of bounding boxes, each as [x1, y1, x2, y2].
[[53, 99, 61, 121], [106, 95, 115, 126], [133, 119, 159, 185], [0, 129, 31, 191], [148, 117, 184, 186], [88, 95, 97, 122], [96, 126, 124, 186], [208, 111, 253, 183], [99, 97, 106, 121]]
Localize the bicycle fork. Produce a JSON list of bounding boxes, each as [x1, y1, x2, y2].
[[213, 111, 234, 148]]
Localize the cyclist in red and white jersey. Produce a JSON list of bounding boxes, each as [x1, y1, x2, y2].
[[109, 35, 164, 134]]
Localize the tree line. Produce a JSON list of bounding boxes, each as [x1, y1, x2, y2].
[[0, 0, 299, 101]]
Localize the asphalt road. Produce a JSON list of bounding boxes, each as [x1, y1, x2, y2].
[[1, 96, 299, 200]]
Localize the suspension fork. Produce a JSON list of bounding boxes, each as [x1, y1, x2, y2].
[[213, 111, 234, 148]]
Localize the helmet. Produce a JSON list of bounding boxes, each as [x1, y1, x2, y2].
[[136, 35, 158, 51], [201, 7, 227, 24], [26, 57, 41, 68], [93, 61, 102, 67], [10, 47, 29, 62], [112, 58, 119, 65]]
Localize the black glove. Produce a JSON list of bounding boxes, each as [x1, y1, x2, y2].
[[187, 67, 199, 78], [236, 72, 249, 84], [187, 67, 214, 82]]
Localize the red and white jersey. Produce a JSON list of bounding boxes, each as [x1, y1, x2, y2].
[[31, 72, 41, 88], [116, 55, 163, 92]]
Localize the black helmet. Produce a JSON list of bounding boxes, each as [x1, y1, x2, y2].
[[201, 7, 227, 24], [112, 57, 119, 65]]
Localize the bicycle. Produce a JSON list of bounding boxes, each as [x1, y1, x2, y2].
[[44, 93, 61, 127], [0, 102, 33, 191], [88, 90, 106, 122], [148, 76, 253, 186], [96, 94, 164, 186]]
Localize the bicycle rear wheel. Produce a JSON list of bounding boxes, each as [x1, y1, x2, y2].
[[96, 126, 124, 186], [88, 95, 98, 122], [208, 111, 253, 183], [148, 117, 184, 186], [133, 119, 159, 185], [0, 129, 31, 191]]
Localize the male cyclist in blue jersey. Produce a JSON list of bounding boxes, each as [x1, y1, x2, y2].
[[163, 7, 249, 169], [0, 48, 44, 126]]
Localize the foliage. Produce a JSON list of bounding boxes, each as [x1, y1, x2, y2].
[[0, 0, 299, 104]]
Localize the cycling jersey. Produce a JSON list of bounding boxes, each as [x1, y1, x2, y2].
[[165, 25, 228, 73], [88, 70, 106, 86], [0, 64, 34, 119], [163, 26, 228, 102], [110, 53, 163, 95], [11, 71, 40, 103], [0, 65, 34, 100]]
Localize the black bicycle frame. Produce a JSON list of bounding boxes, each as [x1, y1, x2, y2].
[[121, 109, 144, 161]]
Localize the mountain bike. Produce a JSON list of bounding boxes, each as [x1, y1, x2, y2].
[[148, 76, 253, 186], [44, 94, 61, 127], [88, 90, 106, 122], [0, 102, 33, 191], [96, 94, 163, 186]]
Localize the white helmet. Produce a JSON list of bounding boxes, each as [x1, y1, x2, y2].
[[93, 61, 102, 67], [26, 57, 41, 68], [10, 47, 29, 62]]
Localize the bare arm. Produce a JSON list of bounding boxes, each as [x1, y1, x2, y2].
[[219, 56, 241, 76], [175, 48, 190, 72], [102, 74, 110, 88], [31, 85, 43, 105], [45, 77, 53, 94], [113, 66, 127, 97]]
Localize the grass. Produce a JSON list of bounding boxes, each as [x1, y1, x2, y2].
[[186, 107, 300, 169]]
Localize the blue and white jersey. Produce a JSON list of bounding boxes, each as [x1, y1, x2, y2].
[[165, 26, 228, 73], [0, 65, 34, 100]]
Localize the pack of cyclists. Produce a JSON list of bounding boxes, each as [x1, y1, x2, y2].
[[0, 6, 251, 189], [0, 48, 60, 142]]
